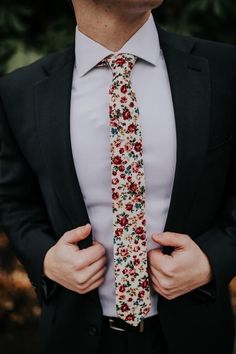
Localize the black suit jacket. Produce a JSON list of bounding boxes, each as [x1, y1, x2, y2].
[[0, 22, 236, 354]]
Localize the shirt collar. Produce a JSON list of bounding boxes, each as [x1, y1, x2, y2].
[[75, 14, 160, 78]]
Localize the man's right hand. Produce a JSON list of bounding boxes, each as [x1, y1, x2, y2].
[[43, 224, 107, 294]]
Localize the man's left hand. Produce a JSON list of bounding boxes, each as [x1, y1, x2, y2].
[[148, 232, 213, 300]]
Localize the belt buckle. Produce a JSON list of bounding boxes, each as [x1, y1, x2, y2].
[[108, 318, 144, 333], [109, 318, 125, 332]]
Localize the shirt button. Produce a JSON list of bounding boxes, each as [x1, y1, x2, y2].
[[88, 325, 98, 336]]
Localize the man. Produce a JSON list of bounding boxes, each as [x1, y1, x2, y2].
[[0, 0, 235, 353]]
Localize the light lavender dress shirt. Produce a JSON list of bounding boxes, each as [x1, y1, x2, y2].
[[70, 14, 176, 317]]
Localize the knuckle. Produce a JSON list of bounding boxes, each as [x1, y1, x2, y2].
[[75, 255, 85, 270], [149, 269, 157, 280], [165, 294, 173, 300], [76, 230, 83, 239], [164, 232, 171, 240], [151, 278, 158, 289], [100, 257, 107, 267], [159, 278, 171, 291], [77, 283, 87, 292], [148, 249, 154, 258], [166, 293, 176, 300], [97, 277, 104, 285], [148, 249, 153, 256], [78, 225, 84, 232], [100, 266, 106, 275], [76, 284, 83, 293], [148, 250, 156, 264], [79, 283, 87, 291], [96, 243, 105, 255], [74, 260, 81, 270], [159, 278, 172, 296], [182, 234, 190, 244], [162, 289, 171, 298], [63, 231, 70, 239], [77, 273, 87, 285], [164, 264, 175, 277]]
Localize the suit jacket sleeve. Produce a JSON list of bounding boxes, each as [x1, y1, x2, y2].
[[0, 97, 56, 305]]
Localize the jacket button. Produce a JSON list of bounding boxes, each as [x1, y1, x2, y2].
[[88, 325, 98, 336]]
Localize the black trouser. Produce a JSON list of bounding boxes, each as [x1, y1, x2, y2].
[[98, 316, 169, 354]]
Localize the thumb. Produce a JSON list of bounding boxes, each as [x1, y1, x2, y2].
[[62, 224, 91, 244], [152, 232, 188, 249]]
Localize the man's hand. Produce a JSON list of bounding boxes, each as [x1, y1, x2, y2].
[[148, 232, 213, 300], [43, 224, 107, 294]]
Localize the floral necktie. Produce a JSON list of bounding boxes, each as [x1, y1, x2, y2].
[[99, 53, 151, 326]]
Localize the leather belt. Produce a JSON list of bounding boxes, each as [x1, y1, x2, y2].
[[102, 315, 160, 333]]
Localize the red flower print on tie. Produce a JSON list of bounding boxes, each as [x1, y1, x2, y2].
[[105, 53, 151, 327]]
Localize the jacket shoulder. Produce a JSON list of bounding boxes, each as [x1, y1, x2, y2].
[[160, 27, 236, 54], [191, 36, 236, 85], [0, 46, 74, 96], [191, 35, 236, 64], [159, 28, 236, 80]]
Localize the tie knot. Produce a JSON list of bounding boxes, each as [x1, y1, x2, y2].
[[98, 53, 137, 78]]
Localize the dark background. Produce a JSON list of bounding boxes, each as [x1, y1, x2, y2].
[[0, 0, 235, 353], [0, 0, 236, 75]]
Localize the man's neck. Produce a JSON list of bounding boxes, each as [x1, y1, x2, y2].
[[72, 2, 151, 52]]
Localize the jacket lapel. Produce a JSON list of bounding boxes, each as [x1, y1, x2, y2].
[[35, 47, 91, 245], [158, 28, 211, 233]]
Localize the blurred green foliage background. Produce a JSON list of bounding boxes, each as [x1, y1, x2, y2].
[[0, 0, 235, 353], [0, 0, 236, 75]]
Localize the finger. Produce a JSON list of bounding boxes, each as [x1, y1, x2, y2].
[[150, 275, 162, 295], [150, 274, 175, 299], [77, 266, 107, 290], [148, 268, 161, 288], [149, 266, 166, 289], [85, 256, 107, 279], [148, 247, 164, 260], [149, 269, 188, 300], [148, 248, 164, 269], [76, 256, 106, 283], [152, 232, 190, 249], [75, 243, 106, 269], [155, 285, 189, 300], [63, 224, 92, 244], [148, 249, 173, 276], [149, 268, 174, 292], [76, 276, 105, 295]]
